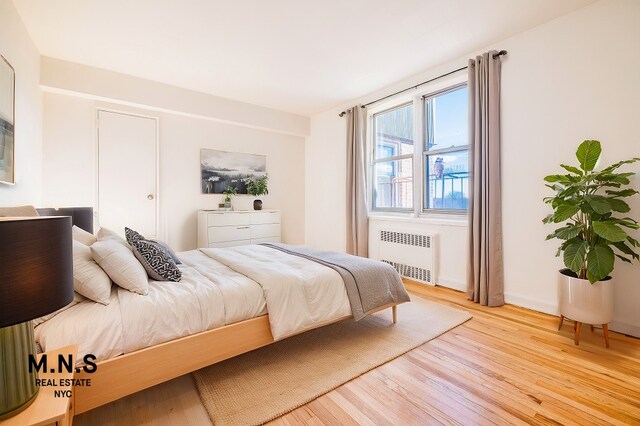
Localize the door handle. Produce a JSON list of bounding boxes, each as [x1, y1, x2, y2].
[[147, 194, 155, 200]]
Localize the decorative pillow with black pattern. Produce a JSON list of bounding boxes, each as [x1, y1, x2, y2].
[[125, 227, 145, 246], [125, 227, 182, 264], [131, 239, 182, 282]]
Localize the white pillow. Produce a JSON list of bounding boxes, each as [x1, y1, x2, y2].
[[90, 240, 149, 295], [97, 227, 129, 246], [72, 225, 97, 246], [73, 240, 111, 304]]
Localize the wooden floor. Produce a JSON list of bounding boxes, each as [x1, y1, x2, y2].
[[75, 283, 640, 425]]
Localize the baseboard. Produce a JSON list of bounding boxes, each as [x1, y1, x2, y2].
[[504, 293, 640, 338], [609, 321, 640, 338], [436, 277, 466, 292], [504, 292, 558, 316]]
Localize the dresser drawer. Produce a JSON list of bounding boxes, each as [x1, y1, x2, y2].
[[250, 223, 280, 239], [250, 211, 281, 225], [208, 225, 251, 243], [207, 212, 251, 227]]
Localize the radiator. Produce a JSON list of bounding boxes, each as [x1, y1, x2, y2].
[[375, 229, 438, 286]]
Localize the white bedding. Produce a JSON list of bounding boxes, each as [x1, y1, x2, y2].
[[202, 245, 351, 340], [35, 246, 351, 364]]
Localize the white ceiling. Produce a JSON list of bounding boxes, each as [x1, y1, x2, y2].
[[13, 0, 595, 116]]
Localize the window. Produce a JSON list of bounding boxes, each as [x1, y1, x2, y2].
[[424, 85, 469, 211], [369, 82, 468, 214], [372, 103, 413, 210]]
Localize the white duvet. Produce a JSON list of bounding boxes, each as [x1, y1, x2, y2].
[[35, 245, 351, 364]]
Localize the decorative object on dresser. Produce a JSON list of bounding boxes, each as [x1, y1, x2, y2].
[[245, 174, 269, 210], [0, 216, 73, 419], [197, 210, 281, 248], [222, 186, 237, 210], [201, 148, 266, 194], [543, 140, 639, 347], [0, 54, 15, 185]]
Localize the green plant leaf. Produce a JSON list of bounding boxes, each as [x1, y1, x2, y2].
[[563, 240, 588, 275], [615, 254, 632, 263], [576, 140, 601, 172], [595, 173, 632, 185], [627, 236, 640, 247], [544, 174, 571, 183], [586, 244, 614, 283], [600, 157, 640, 174], [584, 195, 611, 214], [553, 202, 580, 223], [613, 218, 640, 230], [612, 241, 640, 260], [608, 198, 631, 213], [592, 221, 628, 242], [605, 189, 638, 197], [553, 225, 582, 240], [560, 164, 583, 175]]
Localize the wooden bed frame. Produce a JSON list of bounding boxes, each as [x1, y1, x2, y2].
[[73, 304, 398, 415], [22, 206, 401, 417]]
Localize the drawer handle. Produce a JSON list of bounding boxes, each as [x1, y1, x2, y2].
[[237, 226, 250, 229]]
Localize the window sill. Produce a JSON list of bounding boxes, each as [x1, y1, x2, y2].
[[368, 211, 468, 227]]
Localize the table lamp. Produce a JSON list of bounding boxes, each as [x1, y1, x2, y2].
[[0, 216, 73, 419]]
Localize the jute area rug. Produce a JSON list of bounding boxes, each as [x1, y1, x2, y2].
[[192, 297, 471, 425]]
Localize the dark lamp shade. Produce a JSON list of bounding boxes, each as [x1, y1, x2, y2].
[[0, 216, 73, 328]]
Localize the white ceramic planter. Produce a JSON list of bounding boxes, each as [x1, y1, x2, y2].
[[557, 269, 614, 325]]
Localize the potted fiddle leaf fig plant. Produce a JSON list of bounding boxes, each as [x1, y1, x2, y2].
[[543, 139, 639, 343], [245, 175, 269, 210]]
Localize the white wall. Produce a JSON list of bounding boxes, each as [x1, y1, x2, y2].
[[0, 1, 42, 205], [42, 94, 306, 251], [40, 57, 309, 137], [305, 0, 640, 336]]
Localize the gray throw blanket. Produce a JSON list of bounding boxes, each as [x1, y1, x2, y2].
[[262, 243, 410, 320]]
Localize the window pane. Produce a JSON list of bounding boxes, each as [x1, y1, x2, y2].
[[426, 150, 469, 210], [373, 158, 413, 209], [374, 104, 413, 159], [425, 86, 468, 151]]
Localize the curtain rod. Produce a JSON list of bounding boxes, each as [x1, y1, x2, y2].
[[339, 50, 507, 117]]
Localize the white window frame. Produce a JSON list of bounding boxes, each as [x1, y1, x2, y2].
[[422, 83, 469, 214], [370, 102, 414, 212], [367, 71, 468, 217]]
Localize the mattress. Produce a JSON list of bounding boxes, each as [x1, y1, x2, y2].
[[35, 249, 268, 365]]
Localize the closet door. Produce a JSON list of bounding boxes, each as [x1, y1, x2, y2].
[[97, 110, 158, 238]]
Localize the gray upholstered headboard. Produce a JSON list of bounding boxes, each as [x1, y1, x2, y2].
[[37, 207, 94, 234]]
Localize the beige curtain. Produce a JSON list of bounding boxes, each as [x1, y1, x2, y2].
[[467, 51, 504, 306], [346, 105, 368, 257]]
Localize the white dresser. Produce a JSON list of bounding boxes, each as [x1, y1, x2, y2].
[[197, 210, 281, 248]]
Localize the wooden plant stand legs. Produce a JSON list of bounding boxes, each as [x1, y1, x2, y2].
[[558, 316, 610, 348], [558, 315, 564, 331], [575, 322, 582, 345]]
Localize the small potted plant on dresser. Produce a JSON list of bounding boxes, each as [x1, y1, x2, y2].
[[543, 140, 639, 347], [245, 175, 269, 210], [222, 186, 237, 210]]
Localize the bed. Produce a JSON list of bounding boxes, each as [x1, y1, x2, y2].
[[23, 206, 410, 415]]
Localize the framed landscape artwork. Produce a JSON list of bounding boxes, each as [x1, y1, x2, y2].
[[201, 149, 266, 194], [0, 54, 15, 185]]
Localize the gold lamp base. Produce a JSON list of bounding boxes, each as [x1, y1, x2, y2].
[[0, 321, 40, 419]]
